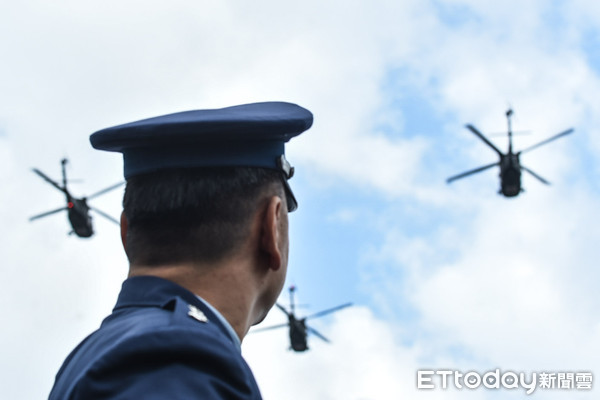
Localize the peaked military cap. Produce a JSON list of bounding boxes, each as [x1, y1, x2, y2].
[[90, 101, 313, 211]]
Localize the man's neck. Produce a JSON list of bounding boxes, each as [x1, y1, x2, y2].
[[128, 260, 258, 341]]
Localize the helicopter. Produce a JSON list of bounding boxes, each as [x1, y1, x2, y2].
[[253, 285, 352, 352], [30, 158, 124, 238], [447, 109, 574, 197]]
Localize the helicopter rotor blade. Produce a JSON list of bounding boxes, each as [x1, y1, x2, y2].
[[465, 124, 504, 156], [32, 169, 66, 193], [306, 326, 330, 343], [518, 128, 574, 154], [275, 303, 291, 316], [250, 323, 290, 333], [305, 303, 353, 320], [87, 182, 125, 200], [521, 166, 550, 185], [30, 207, 68, 221], [446, 162, 499, 184], [89, 207, 120, 225]]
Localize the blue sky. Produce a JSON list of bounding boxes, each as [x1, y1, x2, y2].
[[2, 1, 600, 399]]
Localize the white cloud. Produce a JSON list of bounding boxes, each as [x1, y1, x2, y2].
[[363, 185, 600, 370], [245, 306, 483, 400]]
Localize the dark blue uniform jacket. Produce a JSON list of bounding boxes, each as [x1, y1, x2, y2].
[[49, 276, 262, 399]]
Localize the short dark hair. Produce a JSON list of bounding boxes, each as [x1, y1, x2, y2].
[[122, 167, 284, 266]]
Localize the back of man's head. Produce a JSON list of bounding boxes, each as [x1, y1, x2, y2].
[[122, 167, 284, 266]]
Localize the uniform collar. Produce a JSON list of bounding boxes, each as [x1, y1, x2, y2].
[[195, 295, 242, 351], [114, 276, 235, 347]]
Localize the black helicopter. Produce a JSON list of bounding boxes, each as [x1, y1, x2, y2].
[[447, 109, 574, 197], [253, 285, 352, 352], [30, 159, 124, 238]]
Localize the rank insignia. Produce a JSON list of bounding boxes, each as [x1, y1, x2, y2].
[[187, 304, 208, 323]]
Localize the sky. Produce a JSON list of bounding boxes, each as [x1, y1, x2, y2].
[[1, 0, 599, 399]]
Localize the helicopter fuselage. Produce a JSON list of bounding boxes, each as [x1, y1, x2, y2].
[[66, 196, 94, 237], [288, 315, 308, 352], [446, 109, 573, 197], [499, 153, 522, 197], [251, 285, 351, 352], [30, 159, 123, 238]]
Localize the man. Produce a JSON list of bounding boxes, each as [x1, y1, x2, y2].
[[49, 101, 313, 399]]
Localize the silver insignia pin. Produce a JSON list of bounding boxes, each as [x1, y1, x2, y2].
[[187, 304, 208, 323]]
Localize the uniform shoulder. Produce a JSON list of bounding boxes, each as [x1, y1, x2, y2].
[[62, 300, 258, 399]]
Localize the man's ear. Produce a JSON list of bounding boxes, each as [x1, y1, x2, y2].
[[120, 211, 128, 251], [260, 196, 284, 271]]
